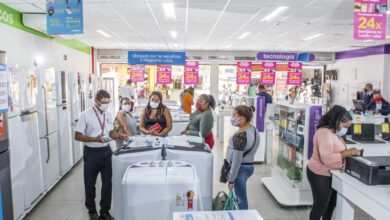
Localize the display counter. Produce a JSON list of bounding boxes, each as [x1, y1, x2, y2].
[[173, 210, 263, 220], [331, 170, 390, 220], [345, 135, 390, 156], [353, 114, 389, 124]]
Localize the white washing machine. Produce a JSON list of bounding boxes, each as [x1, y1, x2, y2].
[[112, 136, 213, 220], [122, 160, 199, 220]]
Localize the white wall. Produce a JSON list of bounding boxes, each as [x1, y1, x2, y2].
[[326, 54, 385, 108], [0, 23, 91, 73]]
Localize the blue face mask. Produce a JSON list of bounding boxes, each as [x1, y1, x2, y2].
[[336, 127, 348, 136], [231, 117, 240, 126]]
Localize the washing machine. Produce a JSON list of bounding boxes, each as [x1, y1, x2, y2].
[[122, 160, 199, 220]]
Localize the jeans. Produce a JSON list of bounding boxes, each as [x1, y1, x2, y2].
[[307, 167, 337, 220], [83, 146, 113, 214], [234, 164, 254, 210]]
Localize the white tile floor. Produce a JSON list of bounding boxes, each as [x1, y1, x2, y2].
[[25, 119, 374, 220]]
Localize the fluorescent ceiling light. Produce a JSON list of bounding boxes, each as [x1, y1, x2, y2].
[[174, 43, 178, 48], [226, 44, 232, 48], [302, 33, 322, 41], [170, 31, 177, 38], [262, 6, 289, 22], [237, 32, 251, 40], [96, 29, 111, 38], [162, 2, 176, 20], [120, 43, 128, 48]]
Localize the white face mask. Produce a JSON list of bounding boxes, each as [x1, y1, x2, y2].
[[150, 102, 159, 109], [99, 104, 109, 112], [122, 104, 131, 112]]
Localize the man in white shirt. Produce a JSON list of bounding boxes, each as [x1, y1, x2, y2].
[[119, 79, 135, 101], [75, 90, 128, 220]]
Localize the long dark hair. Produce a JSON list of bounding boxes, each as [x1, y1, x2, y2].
[[316, 105, 352, 131], [145, 91, 166, 119], [200, 94, 216, 110], [119, 97, 130, 110]]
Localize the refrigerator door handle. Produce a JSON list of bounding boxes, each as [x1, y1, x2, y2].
[[45, 136, 50, 163], [42, 85, 49, 137]]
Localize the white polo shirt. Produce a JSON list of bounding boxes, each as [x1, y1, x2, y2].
[[119, 85, 135, 100], [75, 106, 114, 148]]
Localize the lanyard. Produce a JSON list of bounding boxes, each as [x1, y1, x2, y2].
[[93, 107, 105, 135]]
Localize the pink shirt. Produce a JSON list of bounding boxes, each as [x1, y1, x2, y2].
[[308, 128, 346, 177]]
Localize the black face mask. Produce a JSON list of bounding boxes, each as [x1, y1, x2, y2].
[[364, 88, 368, 92]]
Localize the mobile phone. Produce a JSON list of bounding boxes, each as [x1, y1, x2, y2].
[[102, 137, 112, 142]]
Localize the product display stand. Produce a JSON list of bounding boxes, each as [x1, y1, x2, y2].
[[262, 102, 322, 206]]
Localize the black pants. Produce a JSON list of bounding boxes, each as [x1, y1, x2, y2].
[[307, 167, 337, 220], [83, 145, 113, 214]]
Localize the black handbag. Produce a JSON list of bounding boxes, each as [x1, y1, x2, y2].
[[220, 127, 257, 183]]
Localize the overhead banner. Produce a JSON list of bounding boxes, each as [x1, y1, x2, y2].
[[260, 62, 276, 85], [156, 65, 172, 84], [0, 64, 8, 113], [287, 62, 302, 85], [236, 61, 252, 84], [129, 65, 145, 82], [257, 52, 315, 62], [128, 51, 186, 65], [354, 0, 387, 40], [184, 61, 199, 85], [46, 0, 84, 34]]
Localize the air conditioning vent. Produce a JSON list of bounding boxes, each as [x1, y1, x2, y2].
[[186, 56, 203, 61], [98, 55, 123, 62], [234, 56, 256, 61], [208, 55, 229, 61]]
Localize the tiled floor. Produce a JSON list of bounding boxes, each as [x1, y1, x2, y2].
[[25, 119, 374, 220]]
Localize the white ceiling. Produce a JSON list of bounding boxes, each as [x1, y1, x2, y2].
[[2, 0, 390, 52]]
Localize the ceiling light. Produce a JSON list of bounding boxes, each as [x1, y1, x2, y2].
[[162, 2, 176, 20], [120, 43, 128, 48], [237, 32, 251, 40], [96, 29, 111, 38], [174, 43, 178, 48], [302, 33, 323, 41], [364, 40, 374, 42], [262, 6, 289, 22], [170, 31, 177, 39], [226, 44, 232, 48]]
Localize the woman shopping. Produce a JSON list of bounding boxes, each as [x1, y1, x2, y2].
[[139, 91, 172, 137], [307, 105, 360, 220], [114, 98, 137, 147], [181, 94, 215, 149], [225, 105, 260, 210]]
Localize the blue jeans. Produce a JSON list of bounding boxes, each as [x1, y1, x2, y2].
[[234, 164, 254, 209]]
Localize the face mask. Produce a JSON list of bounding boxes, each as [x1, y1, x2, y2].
[[99, 103, 109, 112], [336, 127, 348, 136], [364, 88, 368, 92], [374, 97, 382, 102], [231, 117, 240, 126], [150, 102, 159, 109], [196, 102, 202, 111], [122, 104, 131, 112]]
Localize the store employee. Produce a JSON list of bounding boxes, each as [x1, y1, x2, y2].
[[367, 91, 390, 116], [363, 83, 374, 107], [75, 90, 128, 220]]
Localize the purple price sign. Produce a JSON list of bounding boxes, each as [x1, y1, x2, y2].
[[354, 0, 387, 40]]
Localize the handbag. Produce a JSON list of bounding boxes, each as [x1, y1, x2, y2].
[[205, 132, 214, 149], [212, 191, 228, 210], [223, 188, 240, 210], [220, 127, 257, 183]]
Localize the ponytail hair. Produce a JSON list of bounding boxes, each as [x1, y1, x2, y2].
[[200, 94, 216, 110]]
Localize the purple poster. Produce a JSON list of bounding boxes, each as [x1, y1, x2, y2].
[[308, 106, 322, 159], [256, 96, 266, 132]]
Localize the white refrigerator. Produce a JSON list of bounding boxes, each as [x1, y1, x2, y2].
[[8, 66, 44, 218], [36, 67, 60, 190], [55, 70, 73, 174], [68, 72, 82, 163]]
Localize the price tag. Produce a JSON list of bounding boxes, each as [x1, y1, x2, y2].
[[382, 123, 389, 133], [356, 117, 361, 121], [354, 124, 362, 134]]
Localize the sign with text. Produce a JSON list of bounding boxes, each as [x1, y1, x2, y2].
[[0, 64, 8, 113], [46, 0, 84, 34], [287, 62, 302, 85], [129, 65, 145, 82], [236, 62, 252, 84], [128, 51, 186, 65], [184, 61, 199, 85], [354, 0, 387, 40], [260, 62, 276, 85], [156, 65, 172, 84]]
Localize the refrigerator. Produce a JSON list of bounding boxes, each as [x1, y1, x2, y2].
[[9, 66, 44, 219], [36, 67, 60, 190], [0, 50, 13, 220], [55, 71, 73, 174], [68, 72, 82, 163]]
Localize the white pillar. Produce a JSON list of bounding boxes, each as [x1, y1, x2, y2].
[[210, 63, 219, 100]]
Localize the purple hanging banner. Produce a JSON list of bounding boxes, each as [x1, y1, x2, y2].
[[308, 106, 322, 159], [256, 96, 266, 132]]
